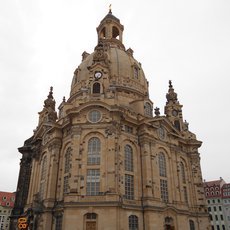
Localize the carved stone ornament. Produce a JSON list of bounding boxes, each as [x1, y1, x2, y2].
[[93, 41, 108, 65], [105, 125, 117, 136], [166, 80, 178, 104], [154, 107, 160, 116]]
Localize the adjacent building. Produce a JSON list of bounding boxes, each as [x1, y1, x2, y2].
[[0, 191, 15, 230], [11, 10, 210, 230], [222, 183, 230, 229], [204, 178, 230, 230]]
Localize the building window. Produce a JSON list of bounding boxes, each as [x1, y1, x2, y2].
[[63, 148, 72, 194], [88, 110, 101, 123], [184, 186, 188, 203], [158, 153, 166, 177], [144, 102, 152, 117], [160, 179, 168, 202], [100, 27, 106, 39], [40, 155, 47, 200], [165, 217, 174, 229], [86, 213, 97, 220], [55, 215, 62, 230], [129, 215, 138, 230], [85, 213, 97, 230], [88, 137, 101, 165], [174, 120, 180, 131], [112, 26, 120, 39], [222, 225, 225, 230], [124, 125, 133, 134], [41, 155, 47, 181], [63, 176, 69, 193], [180, 162, 186, 183], [210, 215, 213, 221], [64, 147, 72, 173], [134, 67, 139, 79], [189, 220, 195, 230], [92, 82, 100, 93], [125, 145, 133, 172], [158, 127, 166, 140], [217, 226, 220, 230], [215, 215, 218, 220], [220, 215, 223, 220], [125, 174, 134, 200], [208, 207, 211, 212], [219, 206, 222, 211], [86, 169, 100, 196]]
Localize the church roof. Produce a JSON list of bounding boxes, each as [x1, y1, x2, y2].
[[100, 9, 120, 24]]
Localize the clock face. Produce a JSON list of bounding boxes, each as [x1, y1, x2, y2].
[[94, 71, 102, 79], [172, 110, 178, 116]]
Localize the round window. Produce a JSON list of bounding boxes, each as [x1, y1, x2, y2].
[[88, 110, 101, 123]]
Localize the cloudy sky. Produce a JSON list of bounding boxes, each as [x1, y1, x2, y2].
[[0, 0, 230, 192]]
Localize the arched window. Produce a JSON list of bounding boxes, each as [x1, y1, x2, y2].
[[134, 66, 139, 79], [112, 26, 119, 39], [93, 82, 101, 94], [158, 153, 166, 177], [125, 145, 133, 172], [40, 155, 47, 200], [189, 219, 195, 230], [180, 162, 186, 183], [100, 27, 106, 39], [174, 120, 181, 131], [165, 217, 174, 230], [129, 215, 138, 230], [88, 137, 101, 165], [144, 102, 152, 117]]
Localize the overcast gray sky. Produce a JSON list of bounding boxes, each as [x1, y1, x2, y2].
[[0, 0, 230, 192]]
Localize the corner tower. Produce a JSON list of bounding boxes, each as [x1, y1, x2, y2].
[[11, 10, 210, 230]]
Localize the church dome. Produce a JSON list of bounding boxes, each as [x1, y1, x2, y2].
[[69, 11, 149, 102]]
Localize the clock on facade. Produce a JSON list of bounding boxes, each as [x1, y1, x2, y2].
[[94, 71, 102, 79], [172, 109, 178, 116]]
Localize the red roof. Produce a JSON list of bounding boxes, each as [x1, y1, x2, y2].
[[222, 183, 230, 198], [0, 191, 15, 208], [204, 179, 222, 187], [203, 179, 225, 198]]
